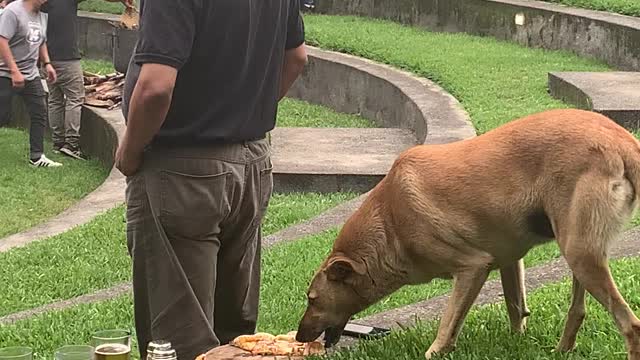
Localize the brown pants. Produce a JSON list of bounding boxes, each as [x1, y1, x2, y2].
[[125, 139, 273, 360], [48, 60, 85, 149]]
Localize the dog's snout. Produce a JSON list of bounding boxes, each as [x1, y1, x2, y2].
[[295, 324, 322, 343]]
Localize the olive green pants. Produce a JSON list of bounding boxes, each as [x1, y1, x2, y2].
[[125, 139, 273, 360]]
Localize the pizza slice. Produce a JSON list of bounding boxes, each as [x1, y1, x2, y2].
[[230, 331, 326, 357]]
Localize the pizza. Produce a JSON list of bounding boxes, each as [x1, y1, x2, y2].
[[230, 331, 325, 357]]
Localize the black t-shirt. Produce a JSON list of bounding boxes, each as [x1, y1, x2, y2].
[[122, 0, 306, 146], [42, 0, 81, 61]]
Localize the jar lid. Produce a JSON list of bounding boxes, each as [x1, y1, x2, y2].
[[147, 341, 172, 351]]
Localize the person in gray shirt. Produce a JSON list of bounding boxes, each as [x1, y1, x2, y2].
[[0, 0, 61, 167]]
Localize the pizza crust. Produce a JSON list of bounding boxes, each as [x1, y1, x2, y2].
[[229, 331, 325, 357]]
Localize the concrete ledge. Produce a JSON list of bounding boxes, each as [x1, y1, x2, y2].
[[548, 71, 640, 130], [289, 47, 475, 144], [316, 0, 640, 71]]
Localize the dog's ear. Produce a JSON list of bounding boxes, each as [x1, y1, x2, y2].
[[324, 256, 366, 282]]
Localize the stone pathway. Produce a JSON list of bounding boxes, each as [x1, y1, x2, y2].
[[548, 71, 640, 130]]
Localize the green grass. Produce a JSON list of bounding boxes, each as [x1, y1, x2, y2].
[[0, 128, 108, 239], [322, 257, 640, 360], [541, 0, 640, 17], [304, 15, 610, 134], [0, 192, 355, 318], [0, 244, 633, 360], [78, 0, 126, 15], [81, 59, 116, 75], [277, 98, 373, 128]]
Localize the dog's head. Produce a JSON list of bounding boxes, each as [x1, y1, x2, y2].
[[295, 255, 373, 347]]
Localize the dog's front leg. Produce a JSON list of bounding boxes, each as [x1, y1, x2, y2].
[[500, 259, 531, 333], [425, 267, 489, 359]]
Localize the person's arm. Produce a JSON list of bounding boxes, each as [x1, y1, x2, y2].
[[279, 44, 307, 100], [0, 11, 23, 88], [278, 0, 307, 100], [115, 0, 196, 176], [118, 63, 176, 163], [0, 37, 18, 76], [38, 42, 56, 83]]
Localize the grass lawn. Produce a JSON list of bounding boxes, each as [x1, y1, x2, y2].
[[322, 256, 640, 360], [78, 0, 128, 15], [0, 243, 632, 360], [304, 15, 610, 134], [541, 0, 640, 17], [81, 59, 116, 75], [0, 128, 108, 239], [277, 98, 373, 128], [0, 192, 356, 318]]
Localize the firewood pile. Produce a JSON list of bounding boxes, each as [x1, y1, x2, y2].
[[83, 71, 125, 110]]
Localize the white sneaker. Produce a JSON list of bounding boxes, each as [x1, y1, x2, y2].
[[29, 154, 63, 168]]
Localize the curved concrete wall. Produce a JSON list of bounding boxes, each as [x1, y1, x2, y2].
[[73, 14, 474, 145], [289, 46, 474, 144], [316, 0, 640, 71]]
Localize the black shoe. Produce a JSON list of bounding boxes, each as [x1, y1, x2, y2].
[[302, 0, 315, 11], [60, 144, 86, 160], [53, 142, 64, 154]]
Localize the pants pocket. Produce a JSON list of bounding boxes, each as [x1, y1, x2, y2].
[[160, 169, 232, 240], [257, 159, 274, 218]]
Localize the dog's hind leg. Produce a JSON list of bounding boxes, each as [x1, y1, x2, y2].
[[556, 174, 640, 359], [500, 259, 530, 333], [425, 267, 489, 359], [556, 275, 586, 352]]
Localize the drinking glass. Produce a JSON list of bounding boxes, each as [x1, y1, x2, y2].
[[54, 345, 94, 360], [0, 347, 33, 360], [92, 330, 131, 360]]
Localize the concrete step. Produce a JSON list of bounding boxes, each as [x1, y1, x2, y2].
[[271, 127, 417, 193], [548, 72, 640, 130]]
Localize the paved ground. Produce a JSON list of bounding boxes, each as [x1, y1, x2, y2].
[[549, 71, 640, 130], [271, 127, 417, 175]]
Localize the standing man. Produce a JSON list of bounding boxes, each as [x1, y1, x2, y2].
[[43, 0, 130, 160], [115, 0, 307, 359], [0, 0, 61, 167]]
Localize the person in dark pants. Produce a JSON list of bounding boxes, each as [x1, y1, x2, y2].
[[42, 0, 130, 160], [115, 0, 308, 359], [0, 0, 61, 167]]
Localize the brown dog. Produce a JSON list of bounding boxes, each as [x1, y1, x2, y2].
[[295, 109, 640, 359]]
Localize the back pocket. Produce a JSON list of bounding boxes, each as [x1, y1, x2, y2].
[[160, 170, 232, 240]]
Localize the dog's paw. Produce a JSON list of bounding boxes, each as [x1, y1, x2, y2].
[[555, 340, 577, 353], [425, 344, 454, 359]]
